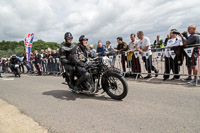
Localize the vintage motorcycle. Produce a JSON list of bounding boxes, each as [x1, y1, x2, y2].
[[62, 56, 128, 100], [13, 63, 21, 77]]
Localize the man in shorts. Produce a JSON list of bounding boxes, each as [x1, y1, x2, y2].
[[179, 25, 200, 84]]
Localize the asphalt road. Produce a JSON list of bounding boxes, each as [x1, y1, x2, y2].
[[0, 74, 200, 133]]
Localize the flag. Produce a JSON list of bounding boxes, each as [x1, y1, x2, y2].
[[169, 50, 176, 59], [24, 33, 35, 62], [184, 47, 194, 58], [144, 51, 150, 59], [134, 51, 139, 58]]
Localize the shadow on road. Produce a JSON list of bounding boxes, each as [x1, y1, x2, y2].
[[3, 75, 16, 78], [42, 90, 120, 102]]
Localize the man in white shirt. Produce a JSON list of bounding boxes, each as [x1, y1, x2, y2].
[[137, 31, 158, 79], [128, 33, 141, 77], [163, 29, 183, 80], [129, 33, 138, 51]]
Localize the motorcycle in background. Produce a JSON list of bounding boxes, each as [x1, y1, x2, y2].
[[13, 63, 21, 77]]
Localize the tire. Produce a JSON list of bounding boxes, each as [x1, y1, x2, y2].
[[67, 76, 77, 90], [17, 68, 21, 78], [107, 67, 122, 74], [68, 82, 74, 89], [103, 72, 128, 100]]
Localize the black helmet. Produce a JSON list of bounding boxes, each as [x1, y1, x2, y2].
[[12, 54, 16, 57], [79, 35, 88, 42], [64, 32, 73, 40]]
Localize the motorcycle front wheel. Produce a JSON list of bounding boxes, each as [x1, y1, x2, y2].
[[103, 73, 128, 100], [17, 68, 21, 77]]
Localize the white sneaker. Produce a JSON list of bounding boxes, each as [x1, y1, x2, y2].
[[182, 78, 192, 81], [187, 80, 196, 84]]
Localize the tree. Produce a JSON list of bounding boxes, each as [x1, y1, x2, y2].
[[14, 45, 25, 57], [0, 40, 78, 58], [7, 49, 13, 58], [0, 50, 7, 58]]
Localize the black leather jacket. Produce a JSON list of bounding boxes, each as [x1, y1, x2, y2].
[[76, 43, 95, 63], [59, 42, 85, 67], [10, 58, 20, 65]]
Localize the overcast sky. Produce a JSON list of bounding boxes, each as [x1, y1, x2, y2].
[[0, 0, 200, 45]]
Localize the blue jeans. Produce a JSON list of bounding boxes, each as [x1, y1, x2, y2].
[[142, 55, 157, 75]]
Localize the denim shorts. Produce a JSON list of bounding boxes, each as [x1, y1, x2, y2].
[[186, 55, 198, 67]]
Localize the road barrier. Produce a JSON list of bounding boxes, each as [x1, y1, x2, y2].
[[108, 44, 200, 86]]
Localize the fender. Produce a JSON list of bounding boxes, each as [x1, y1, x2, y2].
[[103, 67, 123, 76]]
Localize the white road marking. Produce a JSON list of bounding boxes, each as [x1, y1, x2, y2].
[[0, 78, 14, 80]]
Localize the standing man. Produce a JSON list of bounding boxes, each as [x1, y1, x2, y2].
[[154, 35, 164, 49], [105, 41, 116, 67], [163, 29, 183, 80], [114, 37, 128, 72], [179, 25, 200, 84], [128, 33, 141, 77], [137, 31, 159, 78], [164, 34, 171, 46], [34, 50, 42, 76], [41, 50, 47, 74], [96, 41, 106, 56]]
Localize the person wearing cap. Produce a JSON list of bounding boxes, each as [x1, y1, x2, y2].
[[163, 29, 183, 81], [105, 41, 116, 67], [114, 37, 128, 72], [89, 45, 96, 55]]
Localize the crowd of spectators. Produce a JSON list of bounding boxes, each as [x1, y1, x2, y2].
[[0, 25, 200, 84], [0, 48, 61, 76]]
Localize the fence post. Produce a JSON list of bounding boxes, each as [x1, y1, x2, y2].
[[196, 46, 199, 86]]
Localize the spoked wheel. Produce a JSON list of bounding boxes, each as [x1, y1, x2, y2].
[[104, 73, 128, 100]]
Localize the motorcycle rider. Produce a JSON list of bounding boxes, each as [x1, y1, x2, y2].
[[59, 32, 90, 93], [76, 35, 95, 62], [10, 54, 21, 73], [75, 35, 96, 91]]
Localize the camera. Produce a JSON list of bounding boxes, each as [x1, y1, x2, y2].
[[182, 31, 188, 39], [172, 31, 188, 39], [172, 31, 180, 34]]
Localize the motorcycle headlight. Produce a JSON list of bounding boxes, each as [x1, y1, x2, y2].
[[15, 64, 19, 68], [102, 56, 110, 66]]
